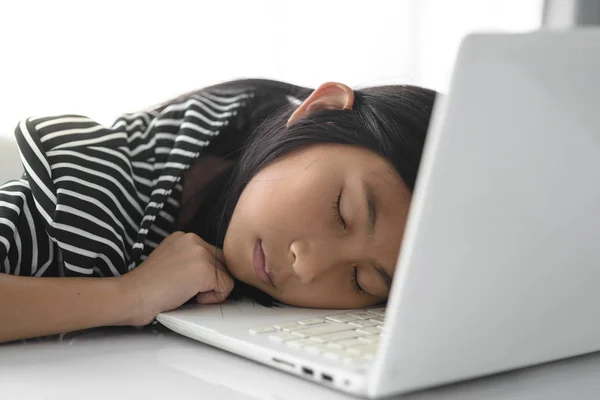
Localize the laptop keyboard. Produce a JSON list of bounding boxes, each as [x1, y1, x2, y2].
[[249, 307, 385, 364]]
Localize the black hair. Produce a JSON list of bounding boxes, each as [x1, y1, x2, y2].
[[186, 83, 437, 305]]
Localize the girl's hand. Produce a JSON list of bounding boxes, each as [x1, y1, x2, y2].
[[120, 232, 234, 326]]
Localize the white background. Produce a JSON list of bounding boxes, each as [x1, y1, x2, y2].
[[0, 0, 542, 138]]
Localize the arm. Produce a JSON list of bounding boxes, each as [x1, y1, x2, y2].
[[0, 274, 133, 343], [0, 232, 233, 344]]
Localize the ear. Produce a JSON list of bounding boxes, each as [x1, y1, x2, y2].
[[286, 82, 354, 127]]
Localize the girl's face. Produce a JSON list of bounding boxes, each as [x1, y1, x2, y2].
[[223, 144, 412, 308]]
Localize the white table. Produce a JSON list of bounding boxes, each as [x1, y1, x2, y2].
[[2, 325, 600, 399]]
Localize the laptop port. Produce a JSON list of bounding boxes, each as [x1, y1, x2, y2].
[[301, 367, 314, 376], [321, 373, 333, 383], [272, 358, 295, 370]]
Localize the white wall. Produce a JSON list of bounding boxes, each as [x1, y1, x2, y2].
[[0, 0, 542, 139]]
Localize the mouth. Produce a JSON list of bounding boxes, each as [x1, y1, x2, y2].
[[252, 240, 275, 287]]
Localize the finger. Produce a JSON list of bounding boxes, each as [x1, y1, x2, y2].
[[160, 231, 185, 245], [203, 245, 226, 266], [213, 263, 235, 295], [204, 256, 225, 272], [196, 266, 235, 304], [213, 247, 226, 265], [190, 233, 226, 264], [196, 290, 228, 305]]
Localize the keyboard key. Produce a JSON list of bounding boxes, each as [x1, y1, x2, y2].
[[297, 318, 326, 326], [291, 323, 355, 337], [348, 320, 378, 328], [261, 312, 385, 364], [286, 338, 315, 348], [326, 342, 345, 350], [268, 332, 299, 342], [273, 322, 302, 330], [309, 330, 366, 344], [281, 325, 314, 332], [358, 336, 381, 344], [347, 311, 377, 320], [305, 344, 331, 354], [346, 343, 379, 356], [356, 327, 382, 335], [249, 326, 277, 335], [326, 314, 358, 323], [323, 349, 353, 360], [333, 339, 368, 348]]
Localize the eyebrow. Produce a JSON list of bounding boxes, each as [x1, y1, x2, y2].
[[364, 180, 378, 235]]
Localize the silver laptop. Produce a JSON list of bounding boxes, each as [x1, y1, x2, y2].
[[157, 29, 600, 398]]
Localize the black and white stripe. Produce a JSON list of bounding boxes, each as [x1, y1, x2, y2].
[[0, 83, 259, 277]]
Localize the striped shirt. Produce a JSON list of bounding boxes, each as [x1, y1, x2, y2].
[[0, 79, 309, 278]]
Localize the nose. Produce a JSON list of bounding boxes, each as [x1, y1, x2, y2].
[[290, 238, 350, 284]]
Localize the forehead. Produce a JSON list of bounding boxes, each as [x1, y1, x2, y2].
[[310, 145, 403, 184], [297, 143, 389, 168], [265, 144, 409, 203]]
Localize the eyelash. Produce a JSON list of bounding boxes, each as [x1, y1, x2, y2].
[[351, 266, 367, 295], [333, 193, 366, 296], [333, 191, 347, 229]]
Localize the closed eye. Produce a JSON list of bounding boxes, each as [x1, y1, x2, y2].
[[333, 193, 369, 296], [351, 266, 368, 296], [333, 190, 347, 229]]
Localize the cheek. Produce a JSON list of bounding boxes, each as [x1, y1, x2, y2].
[[240, 172, 335, 234], [237, 182, 291, 231]]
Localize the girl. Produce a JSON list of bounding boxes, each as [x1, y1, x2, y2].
[[0, 79, 436, 343]]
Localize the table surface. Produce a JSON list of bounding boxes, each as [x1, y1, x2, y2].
[[2, 325, 600, 400]]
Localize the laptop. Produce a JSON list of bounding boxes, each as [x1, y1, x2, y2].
[[157, 29, 600, 398]]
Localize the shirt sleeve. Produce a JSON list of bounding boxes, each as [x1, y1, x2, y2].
[[2, 85, 259, 277], [0, 178, 56, 276], [9, 111, 169, 277]]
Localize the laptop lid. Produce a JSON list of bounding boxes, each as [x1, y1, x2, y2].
[[370, 29, 600, 397]]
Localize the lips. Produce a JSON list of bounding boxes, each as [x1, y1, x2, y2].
[[252, 240, 274, 287]]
